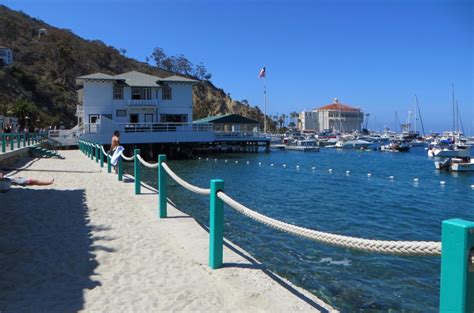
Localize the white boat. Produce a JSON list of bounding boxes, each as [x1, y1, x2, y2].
[[285, 139, 320, 152], [335, 139, 371, 149], [431, 144, 471, 158], [381, 140, 411, 152], [451, 160, 474, 172]]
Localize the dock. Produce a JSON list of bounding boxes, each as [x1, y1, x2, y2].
[[0, 149, 335, 312]]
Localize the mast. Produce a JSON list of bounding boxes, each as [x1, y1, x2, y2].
[[413, 95, 417, 134], [263, 75, 267, 133], [414, 94, 426, 137], [452, 84, 455, 133]]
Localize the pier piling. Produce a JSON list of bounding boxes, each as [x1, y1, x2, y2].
[[439, 219, 474, 312], [209, 179, 224, 269], [158, 154, 167, 218]]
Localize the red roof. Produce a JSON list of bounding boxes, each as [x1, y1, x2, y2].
[[317, 103, 360, 112]]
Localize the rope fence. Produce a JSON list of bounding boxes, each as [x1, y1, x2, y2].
[[77, 139, 474, 311], [161, 162, 211, 196], [216, 191, 441, 256]]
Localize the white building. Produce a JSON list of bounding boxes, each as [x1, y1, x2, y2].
[[300, 98, 364, 132], [77, 71, 197, 126], [299, 111, 318, 131], [0, 46, 13, 66], [76, 70, 268, 146]]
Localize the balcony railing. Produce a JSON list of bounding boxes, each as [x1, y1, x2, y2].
[[119, 122, 213, 133], [126, 99, 159, 106]]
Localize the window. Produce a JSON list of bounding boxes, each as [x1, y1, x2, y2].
[[131, 87, 151, 100], [132, 88, 141, 100], [89, 114, 99, 124], [143, 88, 151, 100], [162, 86, 172, 100], [113, 87, 123, 99], [160, 114, 187, 123], [116, 110, 126, 117]]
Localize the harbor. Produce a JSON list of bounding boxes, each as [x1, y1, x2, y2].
[[1, 1, 473, 312], [119, 144, 473, 312]]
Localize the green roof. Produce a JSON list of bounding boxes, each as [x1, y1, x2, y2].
[[193, 114, 259, 124]]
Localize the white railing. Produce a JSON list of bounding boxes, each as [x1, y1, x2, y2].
[[83, 123, 100, 134], [117, 122, 214, 133], [214, 131, 266, 139], [126, 99, 159, 106]]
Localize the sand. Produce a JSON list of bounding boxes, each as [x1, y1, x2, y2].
[[0, 150, 336, 312]]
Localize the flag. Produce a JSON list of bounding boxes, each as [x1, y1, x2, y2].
[[258, 67, 266, 78]]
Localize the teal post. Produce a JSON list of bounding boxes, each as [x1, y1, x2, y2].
[[22, 134, 25, 147], [439, 218, 474, 313], [90, 144, 94, 160], [209, 179, 224, 269], [134, 149, 141, 195], [99, 145, 104, 168], [117, 156, 123, 181], [1, 135, 5, 153], [95, 144, 99, 163], [17, 134, 20, 149], [158, 154, 167, 218], [10, 134, 14, 151], [107, 154, 112, 173], [27, 133, 30, 146]]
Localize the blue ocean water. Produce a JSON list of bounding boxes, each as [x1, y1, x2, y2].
[[125, 147, 474, 312]]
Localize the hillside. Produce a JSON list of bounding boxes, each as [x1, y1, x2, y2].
[[0, 5, 270, 129]]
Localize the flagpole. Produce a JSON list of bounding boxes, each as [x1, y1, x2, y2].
[[264, 76, 267, 133]]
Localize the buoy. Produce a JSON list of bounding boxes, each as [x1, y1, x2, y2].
[[389, 176, 394, 179], [470, 184, 474, 189], [214, 159, 217, 162], [225, 159, 228, 163], [311, 167, 316, 170], [283, 164, 287, 168], [329, 169, 333, 172], [271, 163, 274, 167], [206, 158, 209, 161], [198, 157, 201, 160], [367, 173, 372, 177], [346, 170, 350, 175], [413, 178, 419, 182], [258, 162, 262, 166], [440, 181, 446, 185], [246, 161, 250, 165], [296, 165, 300, 169], [235, 161, 239, 164]]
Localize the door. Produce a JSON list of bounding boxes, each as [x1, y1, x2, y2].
[[130, 114, 139, 123], [145, 114, 153, 123]]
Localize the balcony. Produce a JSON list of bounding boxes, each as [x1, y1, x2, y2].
[[126, 99, 158, 106]]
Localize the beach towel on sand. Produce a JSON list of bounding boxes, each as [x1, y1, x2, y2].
[[111, 146, 124, 166]]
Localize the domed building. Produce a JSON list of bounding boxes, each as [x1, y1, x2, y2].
[[300, 98, 364, 132]]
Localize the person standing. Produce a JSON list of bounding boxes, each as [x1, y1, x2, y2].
[[109, 130, 120, 154]]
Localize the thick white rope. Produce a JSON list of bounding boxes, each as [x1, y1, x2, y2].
[[137, 155, 159, 169], [216, 191, 441, 256], [161, 162, 211, 196], [121, 152, 135, 161], [100, 145, 110, 157]]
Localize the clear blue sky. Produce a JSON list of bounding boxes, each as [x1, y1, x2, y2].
[[3, 0, 473, 133]]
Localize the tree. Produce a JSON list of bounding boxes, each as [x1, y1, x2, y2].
[[151, 47, 166, 68], [174, 54, 193, 75], [194, 62, 212, 80], [161, 56, 176, 71]]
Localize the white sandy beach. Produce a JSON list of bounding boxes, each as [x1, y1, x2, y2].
[[0, 150, 336, 312]]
